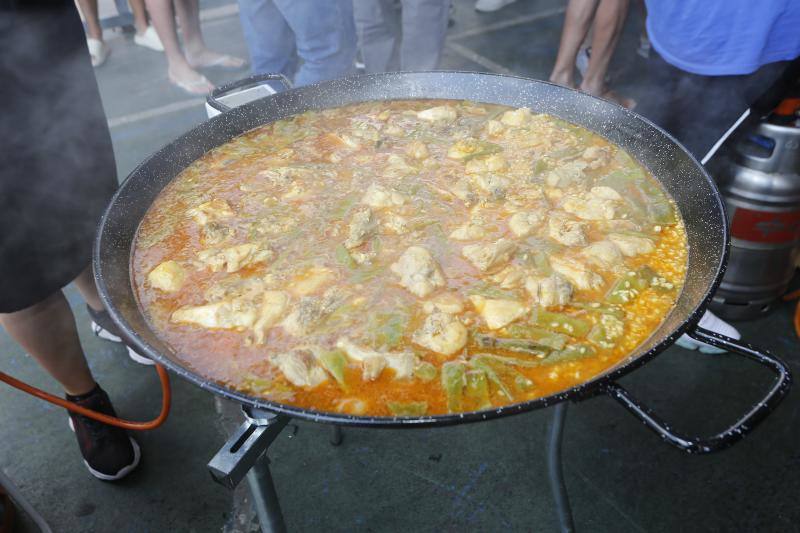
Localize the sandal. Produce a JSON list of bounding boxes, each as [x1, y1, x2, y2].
[[187, 53, 247, 71], [87, 38, 110, 67], [168, 71, 214, 96]]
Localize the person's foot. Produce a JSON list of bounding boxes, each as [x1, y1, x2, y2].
[[549, 70, 576, 89], [579, 82, 636, 109], [676, 310, 741, 354], [86, 38, 110, 68], [134, 25, 164, 52], [185, 48, 246, 70], [475, 0, 517, 12], [87, 305, 154, 366], [168, 63, 215, 96], [67, 385, 140, 481]]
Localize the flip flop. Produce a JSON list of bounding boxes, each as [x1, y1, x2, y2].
[[87, 38, 110, 67], [168, 72, 214, 96], [188, 54, 247, 71]]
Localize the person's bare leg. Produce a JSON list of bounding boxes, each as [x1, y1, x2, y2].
[[144, 0, 211, 91], [129, 0, 150, 35], [579, 0, 634, 108], [175, 0, 244, 68], [549, 0, 600, 88], [76, 0, 104, 41], [73, 267, 104, 313], [0, 291, 96, 396]]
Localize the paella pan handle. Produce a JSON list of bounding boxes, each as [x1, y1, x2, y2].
[[603, 326, 792, 454], [206, 73, 293, 113]]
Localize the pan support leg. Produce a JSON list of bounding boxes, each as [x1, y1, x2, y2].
[[208, 407, 290, 533], [330, 425, 343, 446], [547, 402, 575, 533]]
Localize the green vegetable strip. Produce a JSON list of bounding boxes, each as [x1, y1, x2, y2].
[[502, 324, 568, 351], [414, 361, 438, 382], [318, 350, 349, 392], [545, 343, 597, 364], [571, 302, 625, 319], [474, 333, 549, 357], [441, 362, 466, 413], [465, 370, 492, 410], [531, 309, 591, 337], [469, 357, 513, 400], [335, 244, 356, 269]]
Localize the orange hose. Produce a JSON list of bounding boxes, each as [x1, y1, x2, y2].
[[783, 288, 800, 339], [0, 364, 171, 431]]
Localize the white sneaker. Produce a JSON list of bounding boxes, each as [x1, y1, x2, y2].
[[134, 25, 164, 52], [87, 38, 110, 67], [676, 310, 741, 354], [475, 0, 517, 12]]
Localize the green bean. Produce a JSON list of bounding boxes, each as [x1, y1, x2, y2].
[[386, 401, 428, 416], [587, 314, 624, 349], [414, 361, 437, 382], [570, 302, 625, 319], [503, 324, 568, 351], [335, 244, 356, 269], [318, 349, 349, 392], [441, 361, 466, 413], [465, 370, 492, 410], [468, 357, 513, 400], [605, 267, 651, 304], [531, 309, 591, 337], [474, 333, 550, 357], [462, 141, 503, 162], [545, 343, 597, 364]]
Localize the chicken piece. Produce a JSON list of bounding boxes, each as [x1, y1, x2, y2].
[[581, 146, 612, 169], [469, 295, 527, 330], [411, 312, 468, 355], [203, 275, 266, 301], [422, 292, 465, 314], [590, 186, 622, 201], [255, 166, 309, 187], [449, 220, 487, 241], [465, 154, 508, 175], [350, 249, 377, 265], [147, 260, 186, 292], [197, 243, 274, 273], [562, 195, 615, 220], [344, 207, 376, 249], [484, 119, 504, 136], [361, 183, 407, 208], [187, 199, 234, 226], [472, 174, 509, 199], [525, 273, 573, 307], [405, 140, 429, 160], [171, 298, 259, 330], [288, 267, 335, 296], [272, 351, 328, 388], [581, 240, 623, 269], [509, 210, 546, 237], [281, 289, 342, 337], [383, 213, 411, 235], [462, 238, 517, 272], [500, 107, 532, 126], [545, 161, 588, 188], [489, 263, 527, 289], [417, 105, 457, 122], [608, 233, 656, 257], [362, 356, 387, 381], [336, 338, 416, 379], [334, 398, 368, 415], [390, 246, 446, 297], [383, 154, 416, 177], [547, 213, 587, 247], [253, 291, 290, 344], [200, 221, 234, 247], [550, 256, 603, 291], [450, 177, 478, 206]]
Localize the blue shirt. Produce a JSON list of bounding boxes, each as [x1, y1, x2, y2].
[[645, 0, 800, 76]]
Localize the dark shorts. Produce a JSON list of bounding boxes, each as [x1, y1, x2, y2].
[[0, 1, 118, 312], [634, 51, 789, 160]]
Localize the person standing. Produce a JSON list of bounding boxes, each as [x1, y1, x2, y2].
[[549, 0, 634, 108], [634, 0, 800, 352], [237, 0, 357, 86], [76, 0, 163, 67], [1, 0, 145, 480], [353, 0, 452, 73]]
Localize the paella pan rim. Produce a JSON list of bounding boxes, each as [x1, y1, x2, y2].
[[94, 71, 729, 428]]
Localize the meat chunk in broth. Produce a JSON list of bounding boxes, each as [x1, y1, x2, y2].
[[147, 260, 186, 292], [549, 256, 603, 291], [525, 273, 573, 307], [390, 246, 446, 297], [581, 240, 623, 270], [197, 243, 274, 273], [508, 210, 546, 237], [462, 238, 517, 272], [273, 350, 328, 388], [547, 213, 587, 247], [470, 295, 527, 330], [282, 289, 342, 337], [361, 183, 407, 209], [608, 233, 656, 257], [336, 338, 416, 380], [412, 312, 468, 355], [344, 207, 377, 249], [187, 198, 234, 226]]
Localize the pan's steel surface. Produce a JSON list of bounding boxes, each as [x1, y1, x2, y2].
[[94, 72, 737, 428]]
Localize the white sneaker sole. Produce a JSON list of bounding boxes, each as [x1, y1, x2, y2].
[[68, 418, 141, 481], [91, 321, 122, 343], [675, 335, 727, 354], [127, 346, 155, 366]]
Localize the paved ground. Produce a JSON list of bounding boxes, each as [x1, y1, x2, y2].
[[3, 1, 800, 532]]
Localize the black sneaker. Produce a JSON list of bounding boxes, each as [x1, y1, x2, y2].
[[67, 386, 141, 481], [87, 305, 154, 365]]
